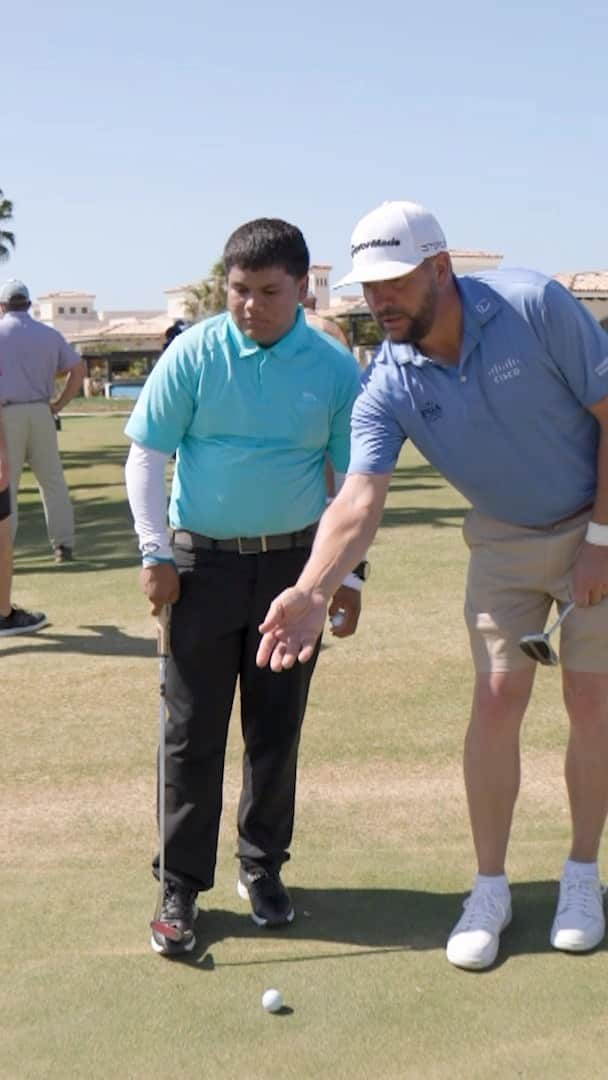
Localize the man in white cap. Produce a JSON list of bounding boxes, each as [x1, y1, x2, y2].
[[256, 199, 608, 970], [0, 279, 84, 562]]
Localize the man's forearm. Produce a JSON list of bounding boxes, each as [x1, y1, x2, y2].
[[52, 363, 85, 411], [298, 472, 390, 600], [591, 422, 608, 525], [587, 401, 608, 531]]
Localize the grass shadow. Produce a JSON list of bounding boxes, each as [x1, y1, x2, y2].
[[381, 505, 468, 529], [381, 462, 469, 529], [0, 624, 153, 658], [169, 880, 607, 971], [13, 493, 139, 572]]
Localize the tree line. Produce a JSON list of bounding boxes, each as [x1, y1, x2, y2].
[[0, 188, 15, 262]]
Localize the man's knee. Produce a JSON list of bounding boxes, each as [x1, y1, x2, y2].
[[472, 671, 535, 727]]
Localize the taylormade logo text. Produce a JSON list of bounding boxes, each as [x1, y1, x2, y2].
[[351, 237, 401, 257]]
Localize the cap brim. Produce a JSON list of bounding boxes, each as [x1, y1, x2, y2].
[[333, 259, 421, 289]]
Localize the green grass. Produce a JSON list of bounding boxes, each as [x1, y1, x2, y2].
[[2, 416, 607, 1079], [65, 397, 136, 414]]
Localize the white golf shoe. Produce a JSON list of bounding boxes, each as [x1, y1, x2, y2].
[[447, 884, 512, 970], [550, 870, 605, 953]]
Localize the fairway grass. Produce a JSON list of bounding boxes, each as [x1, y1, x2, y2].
[[2, 416, 607, 1079]]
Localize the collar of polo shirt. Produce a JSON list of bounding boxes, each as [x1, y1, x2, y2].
[[389, 277, 503, 367]]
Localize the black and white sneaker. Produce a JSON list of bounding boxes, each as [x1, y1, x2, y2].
[[150, 881, 199, 956], [237, 865, 295, 927], [0, 606, 48, 638], [54, 545, 73, 564]]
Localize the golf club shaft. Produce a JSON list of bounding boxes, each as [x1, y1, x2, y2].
[[157, 605, 170, 905], [545, 600, 575, 638]]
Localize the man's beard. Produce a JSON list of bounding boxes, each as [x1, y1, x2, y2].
[[377, 282, 438, 345]]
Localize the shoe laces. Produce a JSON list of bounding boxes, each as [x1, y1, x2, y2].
[[459, 888, 509, 931], [162, 881, 197, 919], [558, 875, 602, 918], [248, 869, 283, 898]]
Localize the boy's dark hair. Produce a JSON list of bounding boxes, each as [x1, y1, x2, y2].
[[223, 218, 310, 279]]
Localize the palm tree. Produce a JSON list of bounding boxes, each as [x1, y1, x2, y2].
[[0, 189, 16, 262], [183, 259, 227, 320]]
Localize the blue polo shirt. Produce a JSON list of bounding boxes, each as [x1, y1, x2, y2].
[[126, 307, 361, 537], [349, 269, 608, 527]]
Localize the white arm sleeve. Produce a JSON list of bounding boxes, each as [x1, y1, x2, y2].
[[125, 442, 174, 562]]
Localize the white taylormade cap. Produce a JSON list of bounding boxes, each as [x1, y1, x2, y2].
[[334, 201, 447, 287]]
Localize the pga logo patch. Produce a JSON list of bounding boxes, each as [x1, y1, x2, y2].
[[420, 400, 443, 423]]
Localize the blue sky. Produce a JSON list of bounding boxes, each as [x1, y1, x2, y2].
[[2, 0, 606, 308]]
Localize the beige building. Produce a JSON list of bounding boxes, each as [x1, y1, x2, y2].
[[31, 255, 608, 363], [553, 271, 608, 329], [32, 290, 167, 351]]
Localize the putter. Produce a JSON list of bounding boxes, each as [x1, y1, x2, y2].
[[149, 605, 186, 945], [519, 601, 575, 666]]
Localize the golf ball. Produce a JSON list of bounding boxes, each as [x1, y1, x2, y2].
[[262, 988, 283, 1013], [330, 611, 345, 629]]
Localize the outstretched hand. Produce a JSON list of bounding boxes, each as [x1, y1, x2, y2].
[[256, 587, 328, 671]]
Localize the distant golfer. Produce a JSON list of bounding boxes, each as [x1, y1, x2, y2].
[[257, 200, 608, 970], [125, 218, 363, 954], [0, 278, 84, 563]]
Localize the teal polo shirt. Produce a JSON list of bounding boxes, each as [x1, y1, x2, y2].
[[349, 269, 608, 527], [125, 307, 361, 538]]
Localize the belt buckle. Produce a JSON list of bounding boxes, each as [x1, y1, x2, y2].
[[237, 535, 268, 555]]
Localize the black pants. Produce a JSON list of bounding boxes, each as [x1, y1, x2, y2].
[[156, 542, 321, 892]]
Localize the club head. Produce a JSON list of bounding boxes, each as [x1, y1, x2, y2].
[[518, 633, 560, 666], [150, 919, 188, 943]]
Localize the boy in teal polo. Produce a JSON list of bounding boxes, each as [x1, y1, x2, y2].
[[126, 218, 363, 954]]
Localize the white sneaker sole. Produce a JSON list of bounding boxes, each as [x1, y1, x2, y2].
[[150, 932, 196, 955], [0, 616, 48, 637]]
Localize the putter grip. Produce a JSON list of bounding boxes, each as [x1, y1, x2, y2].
[[156, 605, 171, 657]]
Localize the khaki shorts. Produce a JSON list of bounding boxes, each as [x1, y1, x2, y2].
[[463, 507, 608, 673]]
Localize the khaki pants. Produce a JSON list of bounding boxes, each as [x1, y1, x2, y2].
[[464, 506, 608, 673], [3, 403, 74, 550]]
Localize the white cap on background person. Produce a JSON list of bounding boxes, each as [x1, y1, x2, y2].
[[335, 201, 447, 287], [0, 279, 30, 303]]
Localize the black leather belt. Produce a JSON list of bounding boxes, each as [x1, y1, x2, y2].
[[172, 524, 317, 554]]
